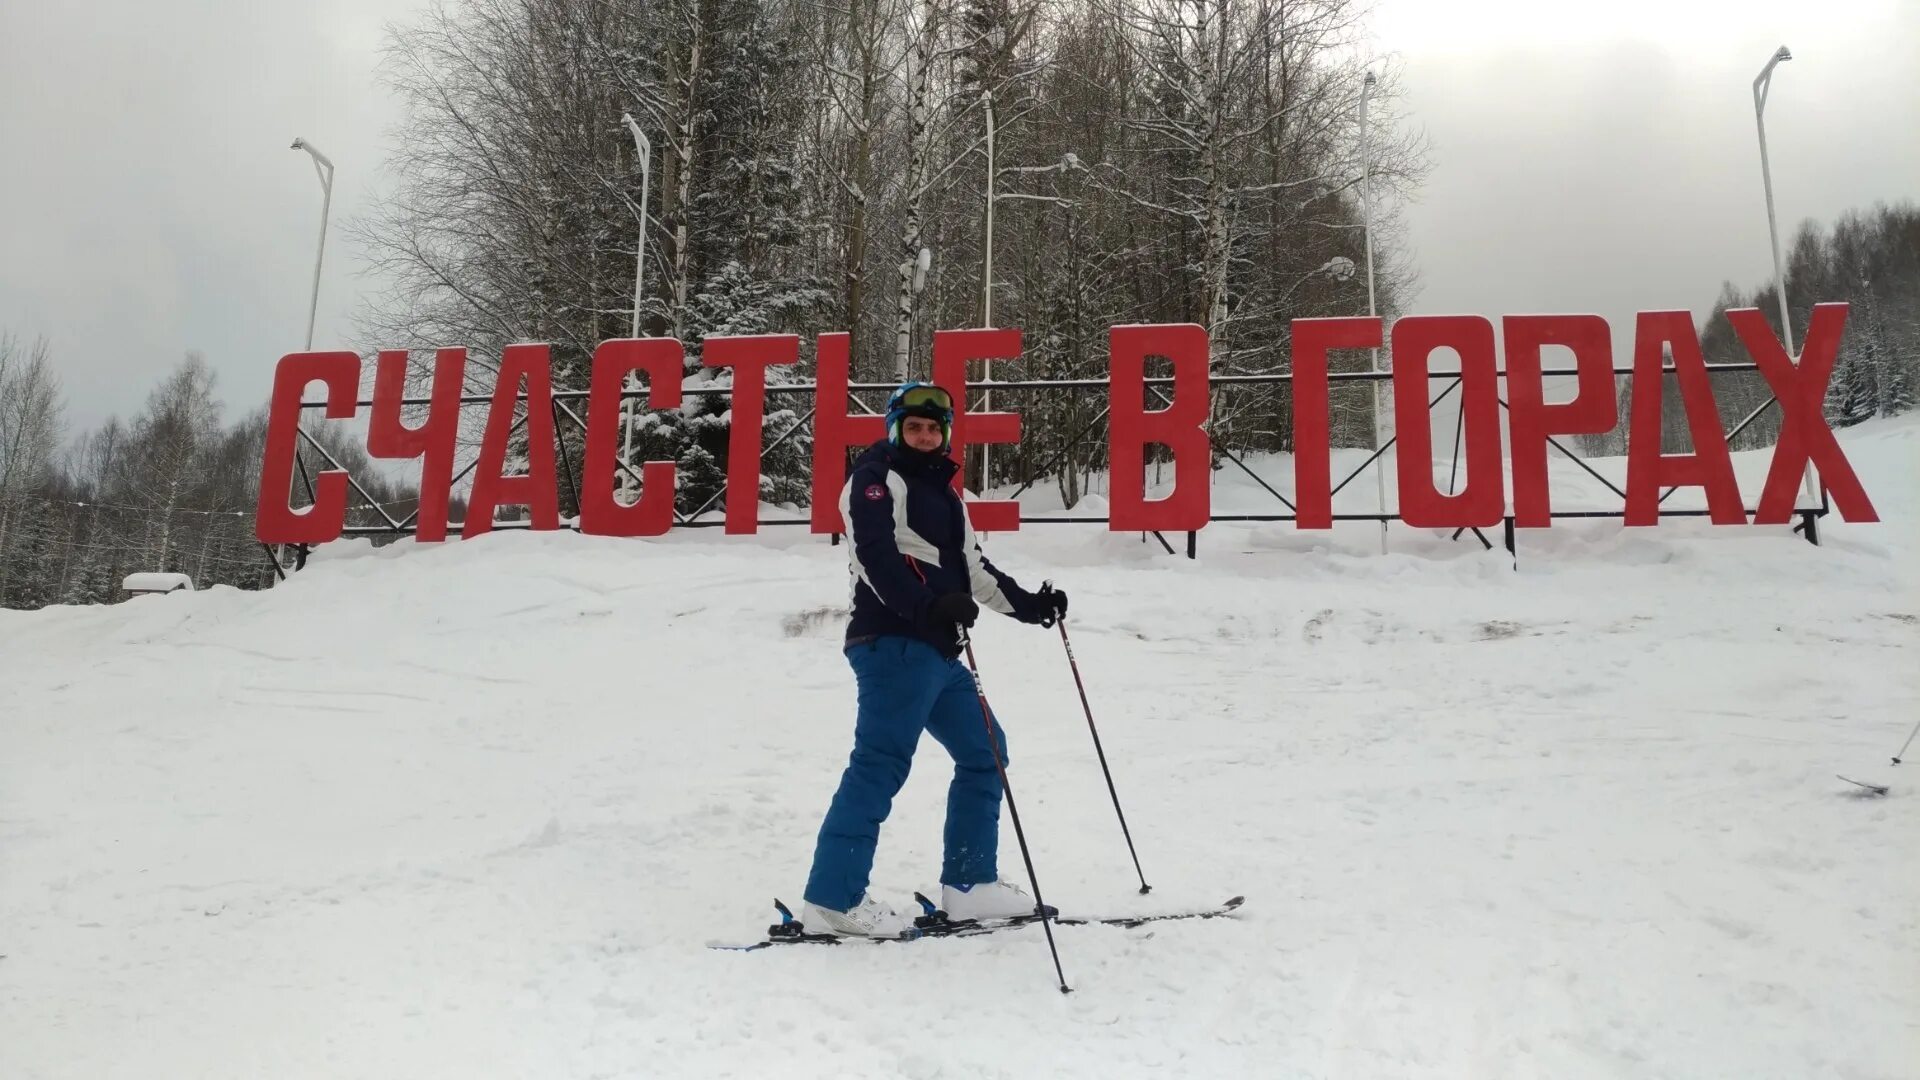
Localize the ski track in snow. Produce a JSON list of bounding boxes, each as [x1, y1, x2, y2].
[[2, 418, 1918, 1079]]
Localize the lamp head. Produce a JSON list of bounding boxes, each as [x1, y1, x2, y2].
[[1775, 46, 1792, 62]]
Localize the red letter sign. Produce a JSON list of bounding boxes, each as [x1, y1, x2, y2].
[[1624, 311, 1745, 525], [703, 335, 800, 534], [1503, 315, 1617, 527], [1290, 317, 1382, 529], [1392, 316, 1504, 529], [1109, 323, 1210, 532], [580, 338, 684, 537], [367, 348, 465, 542], [809, 333, 887, 534], [1727, 303, 1877, 524], [256, 351, 359, 545], [464, 343, 560, 538], [932, 328, 1024, 532]]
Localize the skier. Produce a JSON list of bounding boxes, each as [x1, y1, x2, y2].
[[801, 381, 1070, 936]]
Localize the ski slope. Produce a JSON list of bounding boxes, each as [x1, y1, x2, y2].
[[3, 419, 1917, 1079]]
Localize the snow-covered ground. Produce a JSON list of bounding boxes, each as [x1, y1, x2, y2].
[[3, 418, 1916, 1079]]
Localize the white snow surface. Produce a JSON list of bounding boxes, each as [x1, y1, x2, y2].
[[4, 418, 1918, 1079]]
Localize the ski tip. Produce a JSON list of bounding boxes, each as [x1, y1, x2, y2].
[[1837, 775, 1890, 796], [1223, 895, 1246, 909]]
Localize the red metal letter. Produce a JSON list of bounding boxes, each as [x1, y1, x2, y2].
[[464, 343, 560, 538], [1503, 315, 1616, 528], [255, 351, 359, 545], [580, 338, 684, 537], [367, 348, 465, 542], [702, 335, 799, 534], [931, 328, 1024, 532], [810, 333, 887, 534], [1726, 303, 1877, 524], [1392, 316, 1504, 529], [1290, 317, 1381, 529], [1624, 311, 1745, 526], [1108, 323, 1210, 532]]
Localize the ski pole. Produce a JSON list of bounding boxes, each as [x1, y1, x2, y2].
[[1056, 618, 1151, 895], [1893, 717, 1920, 765], [962, 635, 1071, 994]]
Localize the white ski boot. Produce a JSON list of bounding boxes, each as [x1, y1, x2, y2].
[[802, 893, 915, 937], [940, 880, 1051, 921]]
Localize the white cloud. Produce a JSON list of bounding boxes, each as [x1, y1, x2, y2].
[[0, 0, 427, 433], [1370, 0, 1920, 337]]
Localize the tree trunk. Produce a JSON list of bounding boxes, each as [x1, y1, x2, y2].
[[664, 0, 708, 341], [893, 0, 938, 380], [843, 0, 878, 368]]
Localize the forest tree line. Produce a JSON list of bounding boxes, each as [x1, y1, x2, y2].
[[0, 344, 421, 610], [355, 0, 1426, 512], [4, 1, 1915, 609], [1594, 201, 1920, 455], [3, 200, 1913, 610]]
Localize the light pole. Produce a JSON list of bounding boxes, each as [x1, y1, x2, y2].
[[979, 147, 1082, 509], [620, 113, 653, 497], [279, 138, 333, 579], [1752, 46, 1817, 505], [1753, 46, 1793, 354], [982, 90, 997, 329], [981, 90, 996, 494], [289, 138, 334, 351], [1358, 71, 1388, 554], [978, 101, 1084, 506]]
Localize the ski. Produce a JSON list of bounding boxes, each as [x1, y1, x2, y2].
[[1838, 775, 1890, 796], [709, 895, 1245, 952]]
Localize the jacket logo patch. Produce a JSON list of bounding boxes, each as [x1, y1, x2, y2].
[[864, 484, 887, 501]]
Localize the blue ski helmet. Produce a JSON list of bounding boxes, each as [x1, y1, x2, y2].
[[885, 381, 954, 449]]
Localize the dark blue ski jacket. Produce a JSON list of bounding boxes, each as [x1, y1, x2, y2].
[[840, 440, 1042, 657]]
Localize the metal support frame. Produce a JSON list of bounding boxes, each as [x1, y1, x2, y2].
[[288, 358, 1827, 558]]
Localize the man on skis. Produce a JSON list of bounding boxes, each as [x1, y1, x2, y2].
[[802, 381, 1069, 937]]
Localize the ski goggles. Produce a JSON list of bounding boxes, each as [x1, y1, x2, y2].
[[892, 384, 953, 412]]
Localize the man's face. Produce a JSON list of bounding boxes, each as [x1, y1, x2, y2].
[[901, 415, 945, 452]]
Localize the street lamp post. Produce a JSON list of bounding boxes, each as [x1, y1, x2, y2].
[[1753, 46, 1794, 354], [290, 138, 334, 351], [1752, 46, 1817, 505], [620, 113, 653, 497], [979, 145, 1082, 515], [280, 138, 334, 578], [981, 90, 996, 494], [982, 90, 997, 330], [1358, 71, 1388, 554]]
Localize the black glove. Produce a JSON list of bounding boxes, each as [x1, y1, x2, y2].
[[929, 592, 980, 628], [918, 592, 980, 655], [1020, 582, 1069, 628]]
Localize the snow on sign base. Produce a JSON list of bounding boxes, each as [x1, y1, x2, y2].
[[1, 416, 1917, 1079]]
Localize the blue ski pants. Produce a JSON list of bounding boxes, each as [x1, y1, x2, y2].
[[804, 635, 1009, 912]]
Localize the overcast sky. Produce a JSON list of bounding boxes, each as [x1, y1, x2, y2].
[[1, 0, 1915, 437]]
